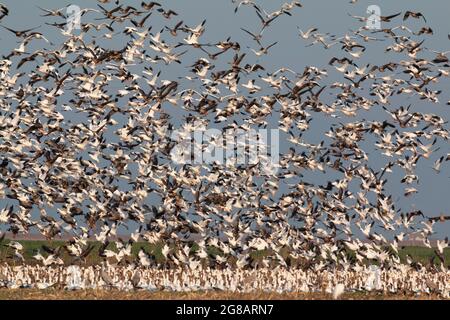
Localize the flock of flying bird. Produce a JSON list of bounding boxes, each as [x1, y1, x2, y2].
[[0, 0, 449, 296]]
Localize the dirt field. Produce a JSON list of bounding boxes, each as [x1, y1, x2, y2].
[[0, 289, 446, 300]]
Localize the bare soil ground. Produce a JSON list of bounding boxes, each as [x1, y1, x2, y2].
[[0, 289, 445, 300]]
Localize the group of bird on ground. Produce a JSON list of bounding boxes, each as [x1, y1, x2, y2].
[[0, 263, 449, 298], [0, 0, 449, 296]]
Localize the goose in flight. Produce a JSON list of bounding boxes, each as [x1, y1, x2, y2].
[[0, 3, 8, 20], [157, 8, 178, 19], [428, 214, 450, 223], [403, 11, 427, 23], [249, 41, 278, 56], [6, 241, 23, 251], [141, 2, 161, 11], [130, 12, 152, 28], [298, 27, 318, 39], [240, 27, 265, 46], [380, 12, 402, 22], [232, 0, 261, 14], [0, 25, 41, 38], [36, 6, 66, 18]]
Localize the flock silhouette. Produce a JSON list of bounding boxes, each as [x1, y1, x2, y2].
[[0, 0, 449, 297]]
